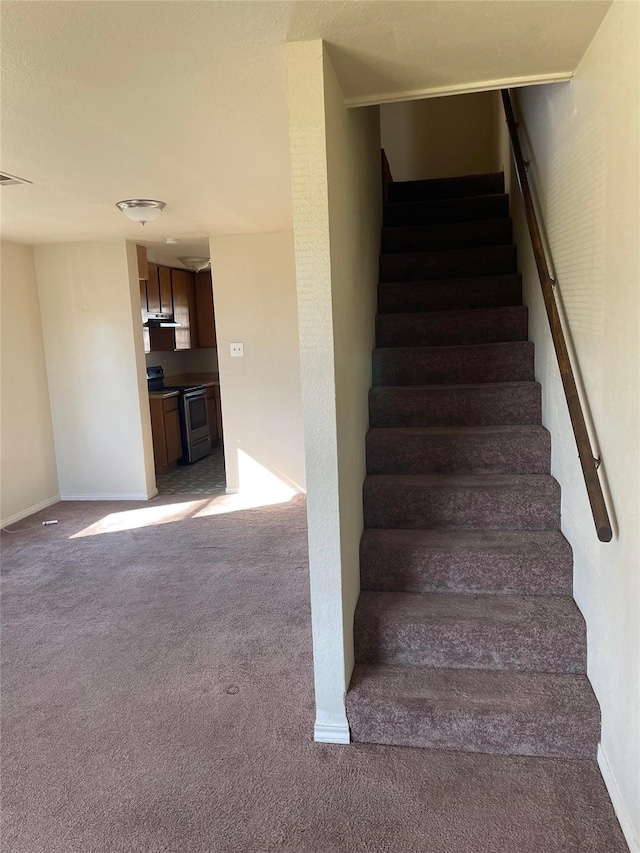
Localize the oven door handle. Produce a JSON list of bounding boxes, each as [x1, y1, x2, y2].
[[182, 387, 206, 401]]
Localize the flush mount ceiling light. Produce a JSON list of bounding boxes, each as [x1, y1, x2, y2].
[[179, 257, 211, 272], [115, 199, 166, 225]]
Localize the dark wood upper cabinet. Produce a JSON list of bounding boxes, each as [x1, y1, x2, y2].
[[171, 268, 198, 351], [146, 263, 161, 314], [159, 266, 173, 315], [195, 270, 217, 348]]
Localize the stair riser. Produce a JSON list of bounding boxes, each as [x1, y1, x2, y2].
[[380, 245, 517, 283], [369, 384, 542, 427], [347, 701, 598, 759], [359, 534, 573, 596], [382, 219, 512, 254], [354, 608, 585, 673], [388, 173, 505, 203], [366, 432, 551, 476], [363, 479, 560, 530], [384, 194, 509, 227], [376, 307, 528, 348], [378, 275, 522, 313], [373, 343, 534, 386]]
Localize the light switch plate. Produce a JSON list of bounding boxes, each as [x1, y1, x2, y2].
[[230, 342, 244, 357]]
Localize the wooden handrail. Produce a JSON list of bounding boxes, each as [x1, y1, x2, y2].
[[501, 89, 612, 542]]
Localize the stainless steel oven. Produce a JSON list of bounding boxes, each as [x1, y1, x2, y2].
[[179, 387, 211, 464]]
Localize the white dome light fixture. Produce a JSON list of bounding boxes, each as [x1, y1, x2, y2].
[[116, 199, 166, 225], [179, 257, 211, 273]]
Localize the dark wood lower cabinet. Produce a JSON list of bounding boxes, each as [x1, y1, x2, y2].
[[205, 385, 223, 445], [149, 395, 182, 473]]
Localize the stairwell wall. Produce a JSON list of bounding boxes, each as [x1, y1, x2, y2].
[[380, 93, 495, 181], [286, 39, 381, 741], [500, 3, 639, 845]]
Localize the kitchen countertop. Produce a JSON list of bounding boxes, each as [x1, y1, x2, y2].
[[148, 389, 179, 400]]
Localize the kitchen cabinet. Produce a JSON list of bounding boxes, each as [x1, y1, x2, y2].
[[172, 268, 199, 350], [195, 271, 217, 348], [146, 264, 174, 316], [205, 385, 223, 445], [136, 244, 149, 280], [149, 394, 182, 473]]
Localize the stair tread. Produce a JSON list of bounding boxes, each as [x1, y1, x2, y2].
[[381, 219, 513, 253], [368, 425, 549, 438], [347, 664, 599, 758], [365, 473, 558, 487], [356, 590, 583, 627], [349, 664, 597, 713], [371, 380, 539, 391], [361, 527, 570, 554], [359, 529, 573, 596], [354, 591, 585, 673], [377, 306, 526, 320], [374, 340, 531, 354], [380, 272, 520, 287], [380, 243, 515, 259], [388, 173, 505, 202]]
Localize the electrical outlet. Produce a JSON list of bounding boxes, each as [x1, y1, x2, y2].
[[230, 342, 244, 358]]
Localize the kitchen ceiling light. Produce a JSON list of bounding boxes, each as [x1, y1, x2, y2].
[[179, 257, 211, 273], [116, 199, 166, 225]]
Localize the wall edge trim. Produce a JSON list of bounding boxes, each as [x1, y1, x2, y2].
[[314, 723, 351, 744], [1, 494, 60, 528], [345, 72, 574, 108], [598, 743, 640, 852]]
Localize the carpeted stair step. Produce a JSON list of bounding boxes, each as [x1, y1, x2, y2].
[[346, 665, 600, 759], [359, 529, 573, 595], [373, 341, 534, 386], [378, 274, 522, 313], [381, 219, 512, 254], [384, 193, 509, 227], [388, 172, 505, 203], [353, 591, 586, 673], [369, 382, 542, 427], [363, 474, 560, 530], [380, 244, 517, 283], [366, 425, 551, 476], [376, 306, 528, 348]]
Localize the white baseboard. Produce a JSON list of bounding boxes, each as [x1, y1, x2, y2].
[[60, 493, 155, 501], [1, 494, 60, 528], [314, 723, 351, 744], [225, 487, 239, 494], [598, 744, 640, 853]]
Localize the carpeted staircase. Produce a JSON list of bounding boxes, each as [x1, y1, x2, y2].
[[346, 172, 601, 760]]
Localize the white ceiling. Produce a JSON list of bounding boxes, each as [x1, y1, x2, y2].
[[0, 0, 611, 247]]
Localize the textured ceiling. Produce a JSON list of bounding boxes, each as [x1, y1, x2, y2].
[[0, 1, 611, 246]]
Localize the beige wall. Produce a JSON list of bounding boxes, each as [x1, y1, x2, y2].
[[286, 39, 382, 742], [207, 230, 305, 495], [0, 241, 59, 524], [506, 3, 639, 845], [33, 240, 156, 500], [380, 92, 495, 181]]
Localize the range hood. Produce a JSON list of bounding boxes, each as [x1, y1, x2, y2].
[[144, 313, 180, 328]]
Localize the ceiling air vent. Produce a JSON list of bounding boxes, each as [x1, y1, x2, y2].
[[0, 171, 32, 187]]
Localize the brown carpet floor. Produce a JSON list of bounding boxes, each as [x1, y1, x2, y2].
[[1, 494, 628, 852]]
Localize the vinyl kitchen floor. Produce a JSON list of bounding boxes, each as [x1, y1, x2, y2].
[[155, 443, 226, 495]]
